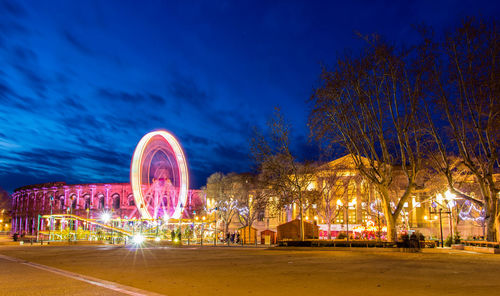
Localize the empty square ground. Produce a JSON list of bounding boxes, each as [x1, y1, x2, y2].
[[1, 245, 499, 295]]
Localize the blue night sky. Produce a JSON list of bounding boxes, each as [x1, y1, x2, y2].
[[0, 0, 498, 192]]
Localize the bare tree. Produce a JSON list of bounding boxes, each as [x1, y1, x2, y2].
[[233, 173, 269, 229], [315, 163, 357, 239], [251, 109, 318, 241], [205, 172, 239, 238], [0, 187, 10, 211], [310, 37, 425, 241], [420, 18, 500, 241]]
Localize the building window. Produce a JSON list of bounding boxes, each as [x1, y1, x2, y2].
[[83, 194, 91, 209], [98, 195, 105, 209], [112, 194, 120, 210], [59, 197, 65, 210]]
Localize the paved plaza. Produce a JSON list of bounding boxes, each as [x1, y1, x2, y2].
[[1, 244, 500, 296]]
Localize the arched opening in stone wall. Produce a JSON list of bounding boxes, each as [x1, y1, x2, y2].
[[112, 194, 120, 210], [59, 196, 65, 210], [98, 194, 105, 209], [83, 194, 91, 210], [70, 194, 77, 209]]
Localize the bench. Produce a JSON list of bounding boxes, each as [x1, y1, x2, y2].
[[461, 240, 500, 254]]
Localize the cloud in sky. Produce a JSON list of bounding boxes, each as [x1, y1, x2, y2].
[[0, 0, 498, 192]]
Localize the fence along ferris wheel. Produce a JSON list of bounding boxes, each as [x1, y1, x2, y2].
[[130, 130, 189, 220]]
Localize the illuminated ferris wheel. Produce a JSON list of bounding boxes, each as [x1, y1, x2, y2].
[[130, 131, 189, 220]]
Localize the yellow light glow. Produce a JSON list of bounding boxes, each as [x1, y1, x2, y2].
[[132, 233, 145, 245], [434, 215, 438, 220], [424, 215, 428, 220], [445, 189, 456, 200]]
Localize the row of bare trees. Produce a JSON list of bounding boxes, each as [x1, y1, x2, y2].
[[204, 18, 497, 243], [250, 108, 369, 241], [204, 172, 269, 239], [205, 158, 361, 242], [310, 18, 499, 241]]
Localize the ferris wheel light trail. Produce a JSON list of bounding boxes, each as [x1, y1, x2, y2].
[[130, 130, 189, 220]]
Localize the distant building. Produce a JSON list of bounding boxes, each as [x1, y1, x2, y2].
[[11, 154, 491, 241], [11, 182, 203, 235]]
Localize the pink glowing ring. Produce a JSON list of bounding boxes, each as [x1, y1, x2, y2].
[[130, 130, 188, 220]]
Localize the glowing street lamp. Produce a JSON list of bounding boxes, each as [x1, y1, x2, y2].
[[132, 233, 145, 245], [429, 194, 452, 248], [101, 212, 111, 224]]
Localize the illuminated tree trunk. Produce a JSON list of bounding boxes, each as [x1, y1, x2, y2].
[[496, 215, 500, 244], [298, 200, 305, 241], [486, 197, 498, 242], [384, 212, 397, 242], [380, 197, 397, 242]]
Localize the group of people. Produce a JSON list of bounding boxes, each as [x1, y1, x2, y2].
[[12, 231, 25, 241], [224, 232, 240, 244]]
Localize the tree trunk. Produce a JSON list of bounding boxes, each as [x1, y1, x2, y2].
[[488, 185, 499, 243], [385, 214, 397, 242], [299, 203, 305, 241], [327, 222, 332, 240], [378, 188, 397, 242], [487, 197, 497, 242], [453, 215, 460, 238], [486, 217, 496, 242], [495, 214, 500, 244], [224, 221, 229, 239]]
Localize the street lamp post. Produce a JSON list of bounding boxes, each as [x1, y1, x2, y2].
[[36, 214, 41, 242], [201, 222, 204, 246], [337, 199, 348, 243], [49, 195, 54, 241], [66, 207, 71, 242], [346, 205, 349, 243], [429, 191, 456, 247], [214, 207, 218, 246], [70, 196, 74, 241], [429, 206, 451, 248], [438, 208, 443, 248], [178, 203, 184, 244]]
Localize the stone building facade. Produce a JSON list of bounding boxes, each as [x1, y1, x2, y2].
[[11, 182, 203, 235]]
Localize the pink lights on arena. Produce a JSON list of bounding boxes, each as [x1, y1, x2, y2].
[[130, 130, 189, 220]]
